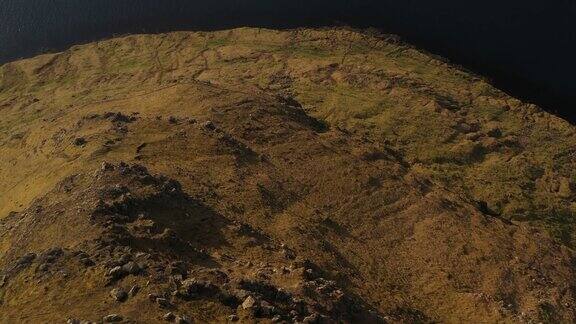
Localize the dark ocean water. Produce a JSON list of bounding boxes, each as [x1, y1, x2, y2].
[[1, 0, 575, 122]]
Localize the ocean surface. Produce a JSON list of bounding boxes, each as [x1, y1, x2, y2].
[[1, 0, 575, 122]]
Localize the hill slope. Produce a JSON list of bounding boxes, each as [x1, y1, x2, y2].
[[0, 28, 575, 323]]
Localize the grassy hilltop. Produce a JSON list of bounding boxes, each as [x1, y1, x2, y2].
[[0, 28, 575, 323]]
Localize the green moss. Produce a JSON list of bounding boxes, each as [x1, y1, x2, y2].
[[477, 104, 507, 121], [206, 37, 228, 48], [287, 44, 334, 58]]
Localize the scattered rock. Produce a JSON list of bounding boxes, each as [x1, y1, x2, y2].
[[167, 261, 187, 276], [202, 120, 216, 130], [174, 315, 191, 324], [486, 127, 502, 138], [289, 310, 299, 319], [110, 288, 128, 302], [259, 300, 276, 316], [103, 314, 123, 322], [108, 266, 126, 279], [303, 313, 320, 324], [116, 253, 132, 265], [163, 312, 176, 321], [42, 248, 64, 261], [156, 297, 171, 308], [105, 112, 136, 123], [135, 252, 150, 259], [233, 289, 249, 301], [480, 137, 499, 151], [74, 137, 87, 146], [79, 257, 95, 267], [148, 293, 159, 301], [101, 161, 115, 171], [464, 132, 482, 141], [121, 261, 141, 275], [454, 123, 470, 133], [177, 278, 217, 299], [281, 246, 296, 260], [242, 296, 257, 309], [17, 252, 36, 265], [129, 285, 140, 297]]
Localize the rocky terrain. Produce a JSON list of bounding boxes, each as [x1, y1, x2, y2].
[[0, 28, 575, 323]]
